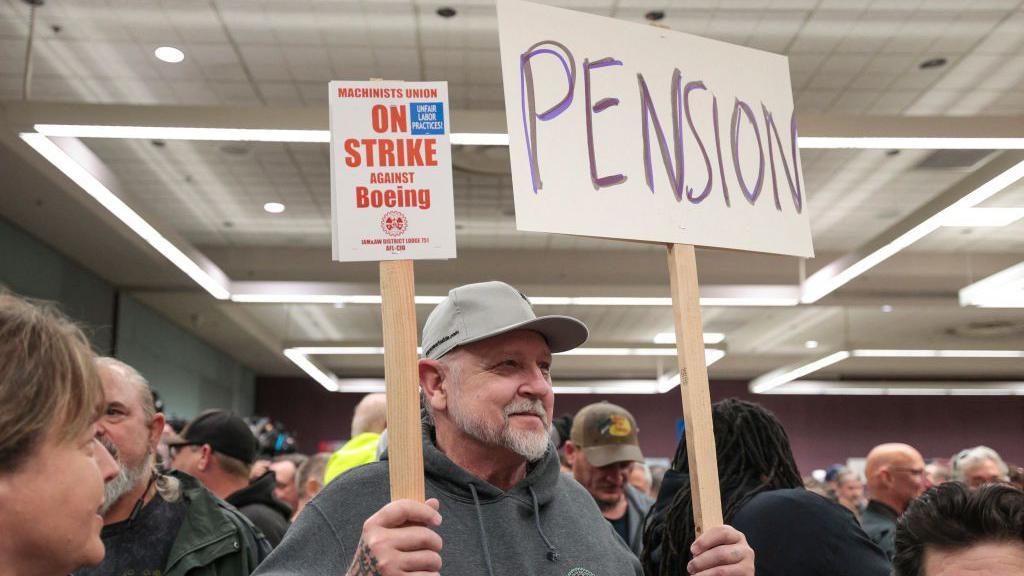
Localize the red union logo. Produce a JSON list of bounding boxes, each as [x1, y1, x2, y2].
[[380, 211, 408, 237]]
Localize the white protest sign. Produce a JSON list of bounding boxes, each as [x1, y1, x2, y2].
[[329, 81, 456, 262], [497, 0, 814, 258]]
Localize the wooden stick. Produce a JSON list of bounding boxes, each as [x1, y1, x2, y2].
[[667, 243, 723, 533], [380, 259, 425, 502]]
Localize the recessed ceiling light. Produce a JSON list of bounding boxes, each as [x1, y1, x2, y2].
[[804, 340, 819, 349], [436, 6, 456, 18], [919, 57, 947, 70], [263, 202, 285, 214], [645, 10, 665, 21], [881, 304, 893, 313], [154, 46, 185, 63]]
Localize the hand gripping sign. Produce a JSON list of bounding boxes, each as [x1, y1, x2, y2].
[[497, 0, 815, 534], [329, 81, 456, 503]]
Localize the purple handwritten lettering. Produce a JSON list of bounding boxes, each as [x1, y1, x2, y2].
[[683, 81, 713, 204], [712, 96, 730, 207], [637, 69, 685, 201], [520, 41, 576, 193], [584, 57, 626, 190], [730, 98, 764, 205], [762, 104, 804, 214]]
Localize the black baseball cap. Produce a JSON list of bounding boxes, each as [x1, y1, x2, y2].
[[170, 409, 258, 465]]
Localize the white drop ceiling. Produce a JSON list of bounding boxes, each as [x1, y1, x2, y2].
[[1, 0, 1024, 395]]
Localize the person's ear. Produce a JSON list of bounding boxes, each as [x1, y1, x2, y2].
[[198, 444, 213, 472], [563, 441, 579, 467], [305, 479, 322, 499], [148, 413, 165, 452], [419, 359, 448, 412]]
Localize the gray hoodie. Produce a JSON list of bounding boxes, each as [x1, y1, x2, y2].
[[254, 426, 643, 576]]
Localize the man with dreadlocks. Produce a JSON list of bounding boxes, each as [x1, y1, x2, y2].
[[643, 399, 891, 576]]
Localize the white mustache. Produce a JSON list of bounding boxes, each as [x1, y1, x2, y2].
[[503, 399, 549, 423]]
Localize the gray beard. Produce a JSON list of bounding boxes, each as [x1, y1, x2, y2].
[[99, 439, 153, 515], [448, 394, 551, 462]]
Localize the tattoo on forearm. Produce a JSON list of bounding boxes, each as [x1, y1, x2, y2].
[[350, 541, 382, 576]]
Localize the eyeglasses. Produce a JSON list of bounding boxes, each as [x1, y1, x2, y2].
[[168, 443, 200, 459]]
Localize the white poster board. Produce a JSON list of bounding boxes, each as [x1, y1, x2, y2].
[[497, 0, 814, 258], [329, 81, 456, 262]]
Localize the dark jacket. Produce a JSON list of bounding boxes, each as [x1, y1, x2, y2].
[[861, 499, 899, 560], [622, 484, 654, 557], [227, 471, 292, 548], [74, 471, 270, 576], [646, 471, 890, 576], [253, 425, 643, 576]]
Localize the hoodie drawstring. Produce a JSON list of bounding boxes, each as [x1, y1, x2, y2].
[[529, 487, 559, 562], [467, 483, 561, 573], [469, 483, 496, 576]]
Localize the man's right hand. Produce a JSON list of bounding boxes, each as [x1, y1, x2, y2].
[[347, 498, 444, 576]]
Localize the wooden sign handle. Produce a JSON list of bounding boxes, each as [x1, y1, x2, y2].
[[379, 259, 425, 502], [667, 243, 724, 533]]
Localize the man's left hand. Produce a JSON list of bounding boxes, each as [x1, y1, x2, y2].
[[687, 525, 755, 576]]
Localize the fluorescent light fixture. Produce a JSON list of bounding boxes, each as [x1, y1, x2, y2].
[[751, 348, 1024, 394], [654, 332, 725, 344], [37, 127, 1024, 150], [764, 380, 1024, 396], [283, 348, 338, 392], [263, 202, 286, 214], [655, 349, 728, 393], [750, 351, 851, 394], [19, 133, 231, 300], [699, 297, 798, 306], [288, 345, 722, 359], [941, 207, 1024, 227], [35, 124, 331, 143], [33, 124, 509, 147], [804, 340, 819, 349], [231, 293, 795, 307], [154, 46, 185, 63], [798, 137, 1024, 149], [852, 349, 1024, 358], [801, 159, 1024, 304], [450, 132, 509, 146], [283, 346, 723, 395], [229, 294, 445, 305], [881, 304, 894, 313], [959, 260, 1024, 308]]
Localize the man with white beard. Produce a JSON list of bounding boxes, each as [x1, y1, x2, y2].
[[74, 358, 269, 576], [255, 281, 755, 576]]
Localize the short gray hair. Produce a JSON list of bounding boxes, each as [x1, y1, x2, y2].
[[96, 357, 156, 424], [834, 468, 861, 486], [297, 452, 330, 498], [952, 445, 1009, 482]]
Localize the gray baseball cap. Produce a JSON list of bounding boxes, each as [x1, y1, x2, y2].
[[421, 281, 589, 360]]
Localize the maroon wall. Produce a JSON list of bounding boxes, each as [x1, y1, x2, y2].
[[256, 377, 1024, 474]]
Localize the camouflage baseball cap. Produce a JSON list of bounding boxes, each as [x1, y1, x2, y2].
[[570, 402, 644, 467]]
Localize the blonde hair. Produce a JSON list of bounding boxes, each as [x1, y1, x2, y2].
[[0, 292, 104, 472]]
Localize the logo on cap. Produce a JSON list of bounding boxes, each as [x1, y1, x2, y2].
[[600, 415, 632, 437]]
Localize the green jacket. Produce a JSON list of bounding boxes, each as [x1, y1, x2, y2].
[[164, 470, 272, 576]]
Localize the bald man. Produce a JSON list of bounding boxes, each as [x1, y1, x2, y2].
[[323, 393, 387, 484], [862, 443, 930, 559]]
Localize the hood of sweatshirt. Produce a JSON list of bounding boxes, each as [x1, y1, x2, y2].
[[227, 471, 293, 519], [381, 423, 563, 574], [384, 424, 559, 506]]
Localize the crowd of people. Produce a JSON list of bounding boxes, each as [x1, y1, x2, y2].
[[2, 283, 1022, 576]]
